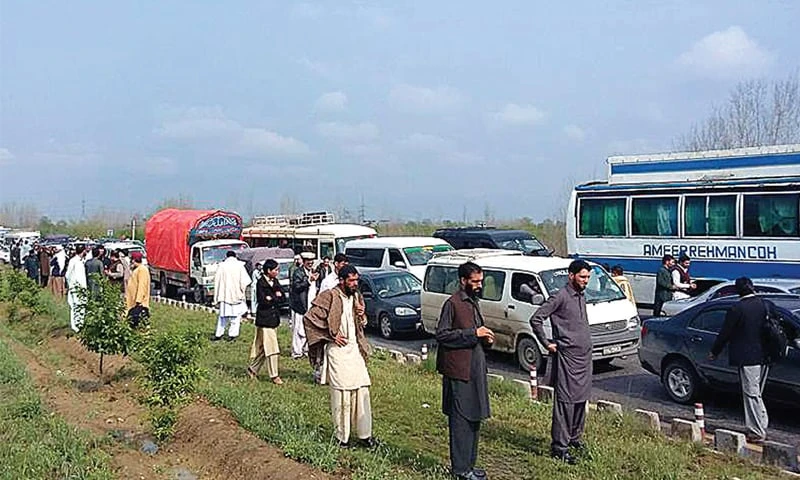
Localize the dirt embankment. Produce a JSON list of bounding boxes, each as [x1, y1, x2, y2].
[[7, 330, 335, 480]]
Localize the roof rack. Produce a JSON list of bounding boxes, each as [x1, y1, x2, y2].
[[431, 248, 523, 260], [434, 226, 497, 232], [252, 211, 336, 227]]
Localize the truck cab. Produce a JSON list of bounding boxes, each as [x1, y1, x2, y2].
[[186, 240, 249, 303]]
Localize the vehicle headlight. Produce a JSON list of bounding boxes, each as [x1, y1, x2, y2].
[[628, 315, 640, 329], [395, 307, 417, 316]]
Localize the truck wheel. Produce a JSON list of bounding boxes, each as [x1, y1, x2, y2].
[[192, 285, 205, 304], [516, 336, 545, 372]]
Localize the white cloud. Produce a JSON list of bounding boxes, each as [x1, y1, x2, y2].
[[677, 26, 773, 79], [399, 133, 453, 152], [343, 144, 384, 157], [563, 125, 586, 142], [317, 121, 379, 143], [0, 147, 14, 165], [490, 103, 547, 127], [388, 84, 463, 114], [315, 91, 348, 112], [155, 107, 310, 157]]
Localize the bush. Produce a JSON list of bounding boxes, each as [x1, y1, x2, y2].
[[0, 268, 49, 321], [76, 274, 134, 376]]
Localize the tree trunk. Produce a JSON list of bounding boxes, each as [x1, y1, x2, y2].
[[99, 353, 104, 375]]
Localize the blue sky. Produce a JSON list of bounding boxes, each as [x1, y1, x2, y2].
[[1, 1, 798, 222]]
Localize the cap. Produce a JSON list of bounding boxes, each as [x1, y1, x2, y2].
[[131, 251, 144, 262], [300, 252, 316, 260]]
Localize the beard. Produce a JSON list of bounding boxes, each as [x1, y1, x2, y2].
[[342, 284, 357, 296], [467, 285, 483, 299], [571, 279, 586, 292]]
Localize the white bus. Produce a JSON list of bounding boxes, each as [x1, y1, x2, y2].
[[242, 211, 377, 260], [567, 144, 800, 305]]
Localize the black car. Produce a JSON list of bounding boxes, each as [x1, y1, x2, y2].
[[357, 269, 423, 339], [432, 227, 551, 256], [639, 294, 800, 405]]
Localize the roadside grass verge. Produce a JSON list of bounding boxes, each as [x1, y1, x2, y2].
[[0, 335, 113, 480], [154, 304, 787, 480]]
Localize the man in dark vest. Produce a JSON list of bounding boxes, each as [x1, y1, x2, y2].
[[530, 259, 593, 464], [436, 261, 495, 480]]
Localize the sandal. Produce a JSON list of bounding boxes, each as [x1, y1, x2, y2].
[[271, 376, 284, 385], [246, 367, 257, 380]]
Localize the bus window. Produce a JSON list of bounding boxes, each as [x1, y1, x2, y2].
[[320, 241, 335, 260], [743, 194, 799, 237], [685, 195, 736, 236], [579, 198, 626, 236], [632, 197, 678, 236]]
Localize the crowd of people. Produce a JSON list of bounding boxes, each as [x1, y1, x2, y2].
[[8, 240, 150, 332]]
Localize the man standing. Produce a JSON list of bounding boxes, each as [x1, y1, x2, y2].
[[671, 253, 696, 300], [66, 245, 88, 332], [304, 265, 376, 448], [105, 250, 125, 291], [125, 251, 151, 328], [39, 246, 51, 288], [23, 247, 41, 284], [530, 259, 593, 465], [250, 261, 263, 317], [212, 251, 251, 341], [710, 277, 771, 443], [118, 250, 132, 294], [653, 254, 675, 317], [316, 256, 333, 289], [49, 245, 67, 298], [319, 254, 349, 293], [10, 241, 21, 270], [436, 261, 494, 480], [84, 246, 105, 298], [290, 252, 319, 358]]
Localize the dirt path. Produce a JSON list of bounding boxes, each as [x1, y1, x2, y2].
[[6, 330, 336, 480]]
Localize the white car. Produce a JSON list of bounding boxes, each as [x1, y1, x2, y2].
[[661, 278, 800, 316], [0, 246, 9, 264]]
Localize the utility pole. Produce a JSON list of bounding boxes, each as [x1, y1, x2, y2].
[[131, 217, 136, 241], [359, 195, 366, 225]]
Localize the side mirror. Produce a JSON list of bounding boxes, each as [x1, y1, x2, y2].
[[531, 294, 545, 306], [393, 261, 406, 268]]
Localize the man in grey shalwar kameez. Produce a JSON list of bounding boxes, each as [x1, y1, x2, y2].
[[530, 259, 593, 465], [436, 261, 495, 480]]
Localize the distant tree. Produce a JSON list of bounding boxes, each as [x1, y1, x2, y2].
[[0, 202, 41, 228], [677, 73, 800, 151]]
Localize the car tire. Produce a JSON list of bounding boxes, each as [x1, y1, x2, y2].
[[379, 313, 394, 339], [662, 358, 700, 404], [516, 336, 545, 373]]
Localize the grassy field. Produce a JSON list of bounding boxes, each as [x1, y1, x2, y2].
[[0, 334, 114, 480], [0, 284, 789, 480]]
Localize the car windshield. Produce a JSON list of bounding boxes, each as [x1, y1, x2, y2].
[[202, 244, 248, 264], [496, 236, 546, 254], [539, 265, 627, 304], [371, 273, 422, 298], [403, 245, 453, 266]]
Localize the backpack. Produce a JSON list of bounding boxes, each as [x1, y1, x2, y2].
[[761, 300, 788, 362]]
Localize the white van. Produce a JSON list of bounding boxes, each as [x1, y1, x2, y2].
[[345, 237, 453, 280], [421, 249, 640, 371]]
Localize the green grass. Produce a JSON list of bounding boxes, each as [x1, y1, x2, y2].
[[150, 303, 786, 480], [0, 335, 114, 480]]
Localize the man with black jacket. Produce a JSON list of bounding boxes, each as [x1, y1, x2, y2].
[[709, 277, 771, 443]]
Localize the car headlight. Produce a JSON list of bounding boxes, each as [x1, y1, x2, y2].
[[627, 315, 640, 329], [395, 306, 417, 316]]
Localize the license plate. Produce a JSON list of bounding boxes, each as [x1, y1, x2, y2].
[[602, 345, 622, 355]]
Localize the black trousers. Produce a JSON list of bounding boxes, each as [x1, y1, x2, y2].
[[652, 298, 665, 317], [552, 400, 586, 454], [448, 412, 480, 475]]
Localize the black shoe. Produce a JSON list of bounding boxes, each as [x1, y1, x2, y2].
[[225, 336, 237, 342], [551, 450, 578, 465], [472, 467, 487, 478], [358, 437, 378, 449], [210, 335, 222, 342], [338, 441, 350, 448]]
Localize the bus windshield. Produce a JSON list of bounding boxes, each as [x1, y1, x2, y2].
[[539, 266, 626, 304]]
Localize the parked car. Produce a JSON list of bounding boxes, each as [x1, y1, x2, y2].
[[661, 278, 800, 316], [639, 294, 800, 405], [357, 268, 423, 339], [432, 227, 552, 256], [345, 237, 453, 280]]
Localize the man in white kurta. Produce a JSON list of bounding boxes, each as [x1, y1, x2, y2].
[[212, 251, 251, 341], [65, 245, 88, 332], [318, 253, 349, 294], [250, 262, 262, 316]]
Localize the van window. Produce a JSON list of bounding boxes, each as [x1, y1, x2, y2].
[[388, 248, 404, 266], [346, 248, 385, 268], [743, 194, 799, 237], [481, 270, 505, 302], [632, 197, 678, 236], [424, 265, 459, 295], [511, 272, 540, 302]]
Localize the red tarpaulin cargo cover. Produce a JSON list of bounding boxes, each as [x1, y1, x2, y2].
[[145, 209, 243, 273]]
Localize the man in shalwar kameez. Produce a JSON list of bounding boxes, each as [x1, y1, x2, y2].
[[65, 245, 88, 332], [304, 265, 377, 448], [530, 259, 593, 465], [290, 252, 318, 359], [212, 251, 251, 341]]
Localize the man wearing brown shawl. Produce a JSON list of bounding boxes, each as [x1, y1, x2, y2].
[[304, 265, 376, 448]]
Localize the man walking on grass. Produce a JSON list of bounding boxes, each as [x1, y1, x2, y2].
[[304, 265, 376, 448], [125, 251, 150, 328], [66, 245, 88, 332], [212, 251, 251, 342]]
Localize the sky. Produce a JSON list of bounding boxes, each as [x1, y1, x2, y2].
[[1, 1, 799, 223]]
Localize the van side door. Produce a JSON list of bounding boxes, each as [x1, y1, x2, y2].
[[478, 269, 510, 353]]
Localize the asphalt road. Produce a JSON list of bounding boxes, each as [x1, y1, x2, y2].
[[364, 311, 800, 446]]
